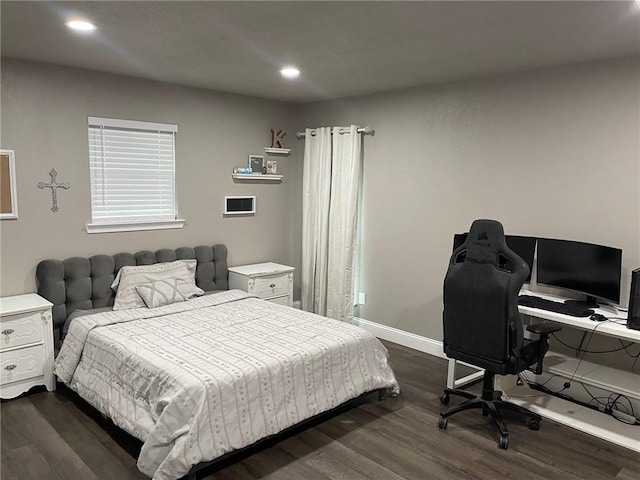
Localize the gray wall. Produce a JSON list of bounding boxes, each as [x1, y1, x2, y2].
[[302, 57, 640, 341], [0, 59, 304, 297], [2, 57, 639, 350]]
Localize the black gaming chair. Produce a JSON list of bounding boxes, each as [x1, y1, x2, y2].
[[438, 219, 560, 449]]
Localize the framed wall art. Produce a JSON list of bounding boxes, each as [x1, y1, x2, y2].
[[248, 155, 264, 174], [0, 149, 18, 219]]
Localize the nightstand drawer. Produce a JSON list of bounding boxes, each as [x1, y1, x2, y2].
[[0, 311, 44, 350], [1, 345, 45, 385], [254, 274, 290, 298], [267, 295, 290, 306]]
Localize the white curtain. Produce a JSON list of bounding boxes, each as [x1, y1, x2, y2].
[[302, 125, 362, 321]]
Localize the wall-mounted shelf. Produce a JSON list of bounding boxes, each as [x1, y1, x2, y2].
[[232, 173, 283, 182], [263, 147, 291, 156]]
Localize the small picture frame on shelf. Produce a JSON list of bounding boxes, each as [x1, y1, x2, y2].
[[248, 155, 264, 174], [266, 160, 277, 174]]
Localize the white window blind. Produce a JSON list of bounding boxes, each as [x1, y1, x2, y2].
[[88, 117, 179, 229]]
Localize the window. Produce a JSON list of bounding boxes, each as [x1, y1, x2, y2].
[[86, 117, 184, 233]]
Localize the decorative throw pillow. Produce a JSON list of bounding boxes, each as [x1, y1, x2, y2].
[[111, 259, 198, 289], [112, 260, 204, 310], [135, 279, 190, 308]]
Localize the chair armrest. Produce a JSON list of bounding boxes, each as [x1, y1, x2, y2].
[[525, 323, 560, 375], [526, 323, 561, 335]]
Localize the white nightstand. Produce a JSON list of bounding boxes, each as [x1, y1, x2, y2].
[[0, 293, 55, 399], [229, 262, 294, 307]]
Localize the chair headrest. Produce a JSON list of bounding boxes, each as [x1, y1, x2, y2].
[[463, 219, 507, 265]]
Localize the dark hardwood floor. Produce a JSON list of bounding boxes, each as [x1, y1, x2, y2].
[[2, 341, 638, 480]]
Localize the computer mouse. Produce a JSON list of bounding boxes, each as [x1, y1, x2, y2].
[[590, 313, 607, 322]]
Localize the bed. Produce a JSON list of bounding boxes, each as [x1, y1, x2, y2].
[[36, 245, 399, 480]]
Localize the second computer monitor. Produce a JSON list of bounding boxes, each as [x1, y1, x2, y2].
[[536, 238, 622, 307], [452, 233, 536, 282]]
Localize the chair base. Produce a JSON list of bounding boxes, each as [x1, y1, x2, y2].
[[437, 373, 541, 449]]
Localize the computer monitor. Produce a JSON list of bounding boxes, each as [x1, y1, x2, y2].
[[452, 233, 536, 282], [536, 238, 622, 307]]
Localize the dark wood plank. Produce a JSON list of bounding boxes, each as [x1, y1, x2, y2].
[[2, 444, 67, 480], [29, 388, 145, 480], [1, 340, 637, 480], [0, 398, 96, 480], [280, 428, 407, 480]]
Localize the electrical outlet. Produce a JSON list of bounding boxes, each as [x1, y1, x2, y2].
[[358, 292, 366, 305]]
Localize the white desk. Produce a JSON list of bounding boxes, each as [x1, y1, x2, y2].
[[517, 289, 639, 343], [446, 290, 640, 452], [447, 289, 637, 388], [513, 290, 639, 452]]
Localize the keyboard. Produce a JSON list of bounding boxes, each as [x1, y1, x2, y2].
[[518, 295, 594, 317]]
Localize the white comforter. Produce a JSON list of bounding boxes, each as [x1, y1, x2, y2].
[[54, 290, 399, 480]]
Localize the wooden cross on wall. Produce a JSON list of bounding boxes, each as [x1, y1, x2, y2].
[[37, 169, 70, 213]]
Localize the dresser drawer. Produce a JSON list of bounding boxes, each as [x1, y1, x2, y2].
[[267, 295, 290, 306], [0, 345, 45, 385], [0, 311, 44, 350], [253, 273, 290, 299]]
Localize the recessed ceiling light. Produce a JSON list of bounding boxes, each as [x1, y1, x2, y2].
[[66, 20, 96, 32], [280, 66, 300, 79]]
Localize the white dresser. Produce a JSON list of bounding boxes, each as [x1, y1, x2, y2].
[[0, 293, 55, 399], [229, 262, 294, 307]]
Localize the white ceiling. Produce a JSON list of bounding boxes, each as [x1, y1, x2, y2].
[[2, 1, 639, 103]]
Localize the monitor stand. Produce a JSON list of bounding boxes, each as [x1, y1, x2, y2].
[[565, 296, 599, 309]]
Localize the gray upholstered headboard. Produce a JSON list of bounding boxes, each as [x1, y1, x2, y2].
[[36, 244, 229, 330]]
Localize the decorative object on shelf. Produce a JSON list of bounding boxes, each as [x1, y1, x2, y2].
[[266, 160, 277, 174], [37, 169, 70, 213], [0, 149, 18, 220], [248, 155, 264, 174], [233, 167, 253, 174], [271, 129, 286, 148]]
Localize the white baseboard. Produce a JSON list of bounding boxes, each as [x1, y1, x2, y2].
[[354, 317, 445, 359]]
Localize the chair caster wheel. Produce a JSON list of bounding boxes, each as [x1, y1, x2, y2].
[[440, 393, 450, 405], [438, 416, 448, 429], [498, 436, 509, 449], [528, 418, 540, 431]]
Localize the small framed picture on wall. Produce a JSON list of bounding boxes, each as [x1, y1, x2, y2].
[[248, 155, 264, 174], [0, 149, 18, 220]]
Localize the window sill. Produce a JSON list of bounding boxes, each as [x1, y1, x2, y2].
[[86, 219, 186, 234]]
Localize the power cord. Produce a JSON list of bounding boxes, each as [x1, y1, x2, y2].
[[519, 374, 639, 425], [523, 319, 640, 425], [550, 319, 640, 373], [552, 333, 640, 356], [561, 319, 605, 387], [581, 384, 639, 426]]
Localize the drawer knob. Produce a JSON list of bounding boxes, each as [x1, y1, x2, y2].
[[4, 364, 17, 371], [1, 329, 14, 335], [270, 283, 276, 288]]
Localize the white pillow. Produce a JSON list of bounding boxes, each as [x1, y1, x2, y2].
[[111, 259, 198, 289], [112, 260, 203, 310], [136, 279, 190, 308]]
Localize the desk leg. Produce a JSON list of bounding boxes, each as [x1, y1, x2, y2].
[[447, 358, 484, 389]]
